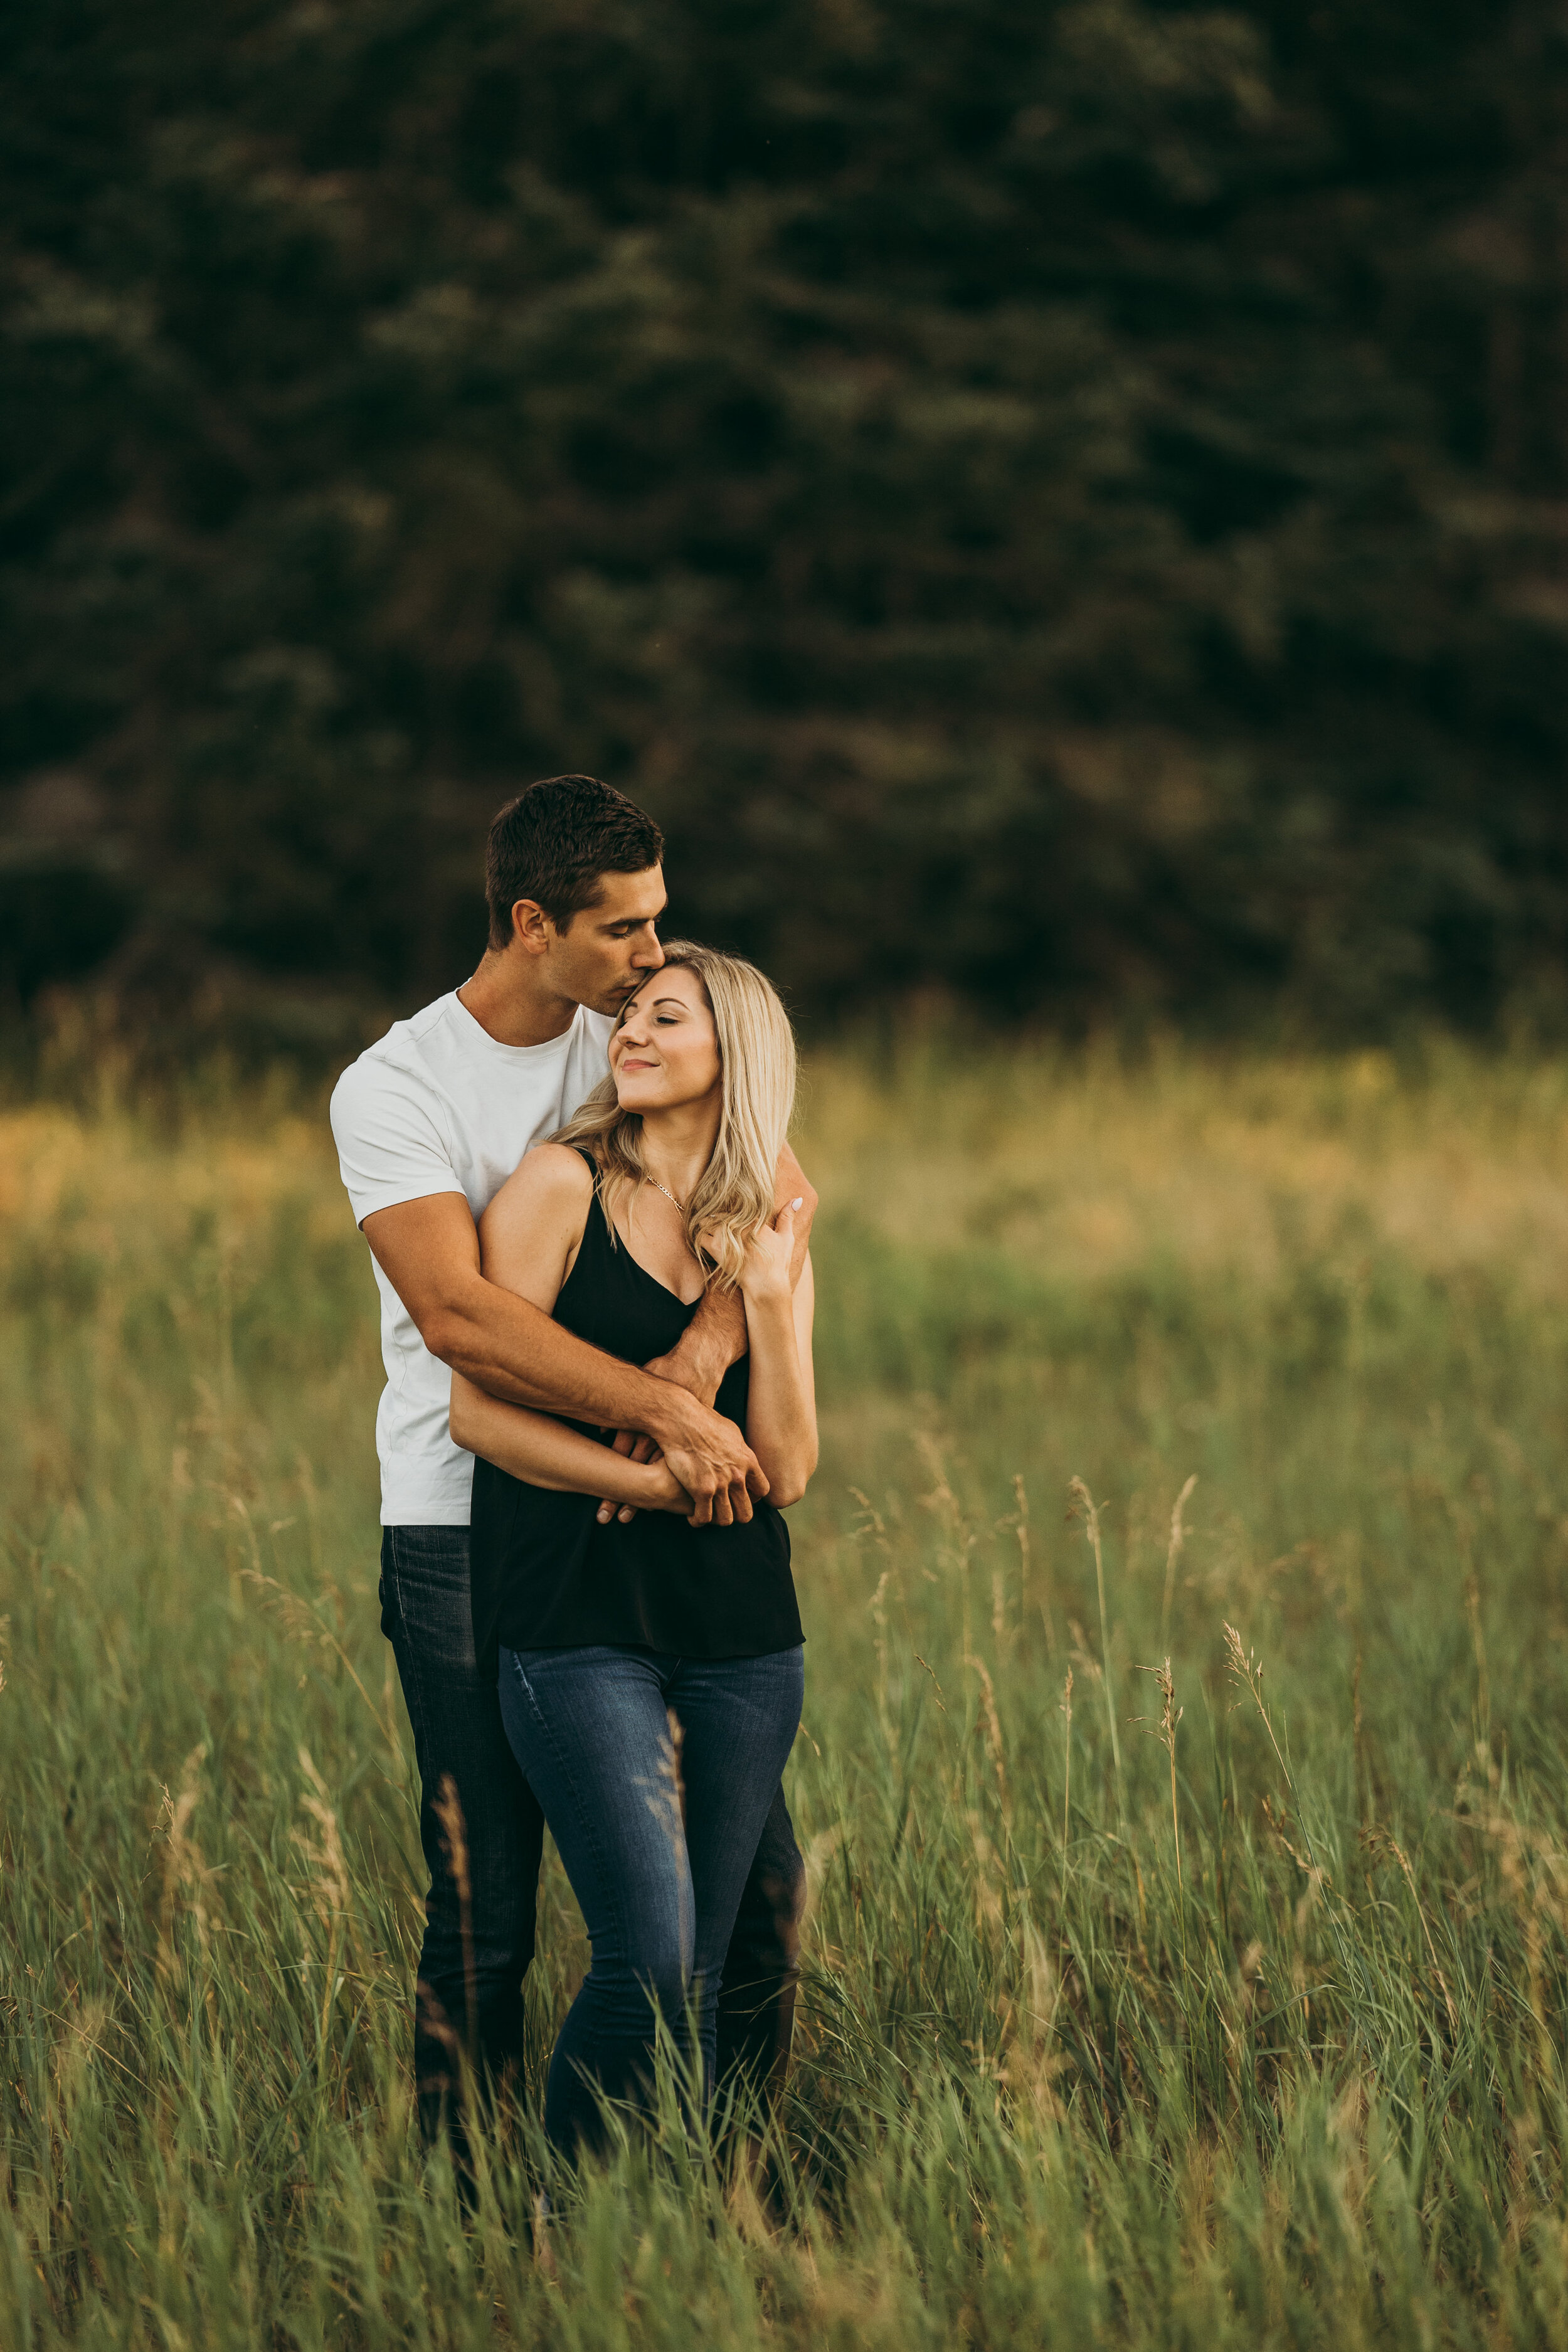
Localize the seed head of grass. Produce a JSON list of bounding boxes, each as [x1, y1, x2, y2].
[[1138, 1659, 1187, 1970]]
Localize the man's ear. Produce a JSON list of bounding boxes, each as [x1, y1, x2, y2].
[[509, 898, 555, 958]]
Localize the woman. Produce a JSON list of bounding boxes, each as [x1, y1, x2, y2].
[[450, 942, 815, 2156]]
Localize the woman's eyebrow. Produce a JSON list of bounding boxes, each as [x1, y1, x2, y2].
[[645, 997, 687, 1011]]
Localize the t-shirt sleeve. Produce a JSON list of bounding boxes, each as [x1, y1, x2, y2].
[[329, 1054, 466, 1227]]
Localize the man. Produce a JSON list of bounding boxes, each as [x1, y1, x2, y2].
[[329, 775, 815, 2148]]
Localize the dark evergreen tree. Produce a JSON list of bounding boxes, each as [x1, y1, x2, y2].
[[2, 0, 1565, 1034]]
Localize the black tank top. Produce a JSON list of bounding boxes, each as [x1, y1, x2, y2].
[[469, 1153, 804, 1678]]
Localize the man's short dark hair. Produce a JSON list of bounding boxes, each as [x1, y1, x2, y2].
[[485, 775, 664, 948]]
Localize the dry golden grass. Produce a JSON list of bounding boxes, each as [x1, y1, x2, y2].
[[0, 1101, 337, 1240], [9, 1037, 1568, 1287], [805, 1036, 1568, 1289]]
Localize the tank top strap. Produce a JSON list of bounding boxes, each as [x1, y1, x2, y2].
[[568, 1143, 602, 1216]]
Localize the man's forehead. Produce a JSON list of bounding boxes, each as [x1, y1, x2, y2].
[[592, 864, 665, 920]]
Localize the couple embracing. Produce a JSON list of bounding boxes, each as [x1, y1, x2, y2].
[[330, 774, 819, 2158]]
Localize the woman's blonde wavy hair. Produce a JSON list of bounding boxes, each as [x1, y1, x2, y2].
[[550, 940, 797, 1292]]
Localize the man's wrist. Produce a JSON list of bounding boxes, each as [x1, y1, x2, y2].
[[684, 1286, 748, 1372], [639, 1372, 704, 1447], [683, 1322, 736, 1389], [646, 1323, 734, 1406]]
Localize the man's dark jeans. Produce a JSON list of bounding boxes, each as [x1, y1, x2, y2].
[[379, 1524, 806, 2144]]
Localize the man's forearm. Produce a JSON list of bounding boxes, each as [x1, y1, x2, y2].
[[664, 1143, 818, 1394], [441, 1271, 765, 1525], [671, 1282, 750, 1395], [432, 1278, 689, 1441]]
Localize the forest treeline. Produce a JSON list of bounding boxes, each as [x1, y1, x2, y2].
[[3, 0, 1566, 1042]]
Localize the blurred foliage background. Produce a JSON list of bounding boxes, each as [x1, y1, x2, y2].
[[3, 0, 1567, 1051]]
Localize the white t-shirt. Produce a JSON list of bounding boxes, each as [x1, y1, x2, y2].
[[329, 991, 614, 1525]]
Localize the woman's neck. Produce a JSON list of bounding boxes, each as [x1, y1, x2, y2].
[[639, 1099, 721, 1206]]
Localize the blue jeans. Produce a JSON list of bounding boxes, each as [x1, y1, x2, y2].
[[497, 1641, 806, 2156], [379, 1528, 805, 2148]]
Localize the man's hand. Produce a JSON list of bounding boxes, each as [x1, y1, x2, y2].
[[595, 1295, 744, 1521], [595, 1327, 766, 1524], [596, 1152, 814, 1522], [649, 1385, 767, 1528], [597, 1341, 753, 1525]]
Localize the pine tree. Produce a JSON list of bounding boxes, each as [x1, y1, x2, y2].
[[2, 0, 1564, 1032]]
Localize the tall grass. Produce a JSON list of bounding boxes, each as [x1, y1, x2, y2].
[[7, 1039, 1568, 2346]]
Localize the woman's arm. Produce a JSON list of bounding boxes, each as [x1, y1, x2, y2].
[[450, 1372, 691, 1511], [448, 1145, 694, 1517], [475, 1142, 592, 1313], [737, 1204, 817, 1508]]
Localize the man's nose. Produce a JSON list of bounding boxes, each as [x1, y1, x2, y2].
[[634, 930, 665, 970]]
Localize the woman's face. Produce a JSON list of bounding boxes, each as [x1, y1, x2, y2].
[[610, 963, 721, 1113]]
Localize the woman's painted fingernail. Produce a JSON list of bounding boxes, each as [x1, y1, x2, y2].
[[791, 1196, 803, 1209]]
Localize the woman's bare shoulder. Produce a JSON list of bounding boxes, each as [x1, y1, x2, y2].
[[477, 1143, 595, 1293], [482, 1142, 594, 1228]]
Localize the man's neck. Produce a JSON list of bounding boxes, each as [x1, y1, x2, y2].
[[456, 952, 580, 1049]]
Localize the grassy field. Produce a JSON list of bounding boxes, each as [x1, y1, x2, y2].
[[7, 1037, 1568, 2347]]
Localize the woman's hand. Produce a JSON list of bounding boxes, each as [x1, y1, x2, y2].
[[596, 1452, 695, 1523], [645, 1456, 699, 1515], [737, 1197, 803, 1305]]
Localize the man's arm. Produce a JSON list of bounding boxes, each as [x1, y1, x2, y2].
[[648, 1140, 818, 1406], [599, 1143, 817, 1520], [361, 1191, 766, 1526]]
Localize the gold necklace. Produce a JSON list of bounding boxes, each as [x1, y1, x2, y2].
[[643, 1174, 687, 1215]]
